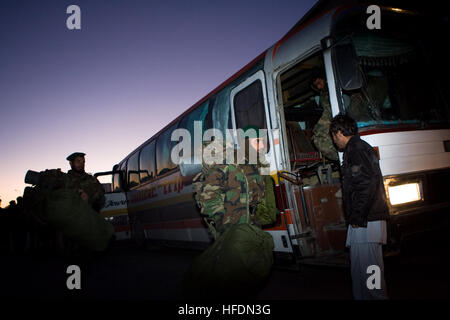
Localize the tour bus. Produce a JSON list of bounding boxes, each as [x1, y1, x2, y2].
[[99, 0, 450, 266]]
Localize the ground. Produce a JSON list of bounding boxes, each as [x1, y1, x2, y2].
[[1, 231, 449, 301]]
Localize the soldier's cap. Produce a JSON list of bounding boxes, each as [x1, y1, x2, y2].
[[66, 152, 86, 162]]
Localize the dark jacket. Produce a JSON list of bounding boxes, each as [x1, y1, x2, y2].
[[342, 135, 390, 227]]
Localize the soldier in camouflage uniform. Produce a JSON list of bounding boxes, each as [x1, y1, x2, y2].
[[184, 131, 276, 298], [193, 131, 275, 238], [66, 152, 105, 213], [311, 72, 339, 161]]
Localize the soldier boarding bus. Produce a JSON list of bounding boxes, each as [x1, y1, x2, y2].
[[98, 0, 450, 266]]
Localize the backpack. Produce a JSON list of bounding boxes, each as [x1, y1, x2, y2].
[[182, 221, 274, 299], [23, 169, 114, 252]]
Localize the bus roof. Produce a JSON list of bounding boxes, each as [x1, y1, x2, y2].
[[118, 1, 338, 164], [119, 0, 436, 164]]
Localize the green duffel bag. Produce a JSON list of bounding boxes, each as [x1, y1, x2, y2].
[[182, 223, 274, 298], [43, 188, 114, 252], [255, 175, 277, 226]]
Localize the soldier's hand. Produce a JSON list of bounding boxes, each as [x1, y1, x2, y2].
[[78, 189, 89, 203], [351, 224, 359, 228]]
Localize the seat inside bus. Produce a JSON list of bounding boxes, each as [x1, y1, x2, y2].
[[280, 55, 326, 171]]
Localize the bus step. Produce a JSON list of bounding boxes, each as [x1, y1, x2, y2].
[[290, 231, 314, 240]]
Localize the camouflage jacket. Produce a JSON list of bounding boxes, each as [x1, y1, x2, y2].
[[193, 163, 266, 237], [67, 170, 105, 212], [312, 89, 339, 161]]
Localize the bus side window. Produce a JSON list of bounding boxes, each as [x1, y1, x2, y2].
[[178, 100, 210, 161], [233, 79, 269, 151], [234, 79, 267, 131], [140, 140, 156, 183], [127, 152, 140, 188], [211, 87, 233, 135], [156, 122, 179, 176]]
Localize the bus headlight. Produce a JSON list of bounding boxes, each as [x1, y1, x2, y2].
[[387, 182, 422, 206]]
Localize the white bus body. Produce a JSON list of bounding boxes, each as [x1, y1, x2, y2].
[[99, 0, 450, 264]]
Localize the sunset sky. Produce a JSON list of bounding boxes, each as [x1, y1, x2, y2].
[[0, 0, 317, 207]]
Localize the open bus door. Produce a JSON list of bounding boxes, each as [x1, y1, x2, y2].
[[94, 169, 130, 242], [277, 52, 350, 266]]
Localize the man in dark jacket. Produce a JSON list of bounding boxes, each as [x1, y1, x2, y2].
[[330, 114, 389, 300]]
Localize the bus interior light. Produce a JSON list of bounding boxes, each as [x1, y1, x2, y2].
[[387, 182, 422, 206]]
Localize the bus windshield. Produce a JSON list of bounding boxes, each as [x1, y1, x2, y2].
[[334, 9, 450, 129]]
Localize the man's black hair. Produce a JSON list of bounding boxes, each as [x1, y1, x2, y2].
[[329, 114, 358, 137], [310, 68, 325, 86]]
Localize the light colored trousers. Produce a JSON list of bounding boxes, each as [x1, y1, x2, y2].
[[346, 221, 388, 300], [350, 242, 388, 300]]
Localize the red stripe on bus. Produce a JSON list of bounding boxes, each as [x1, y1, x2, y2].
[[144, 218, 205, 230], [264, 211, 289, 231], [115, 225, 130, 232], [359, 126, 450, 136], [139, 216, 290, 232], [285, 209, 294, 225]]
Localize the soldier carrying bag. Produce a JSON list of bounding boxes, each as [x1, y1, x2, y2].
[[23, 169, 114, 252], [183, 164, 275, 299]]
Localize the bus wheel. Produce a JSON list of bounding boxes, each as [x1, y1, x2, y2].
[[131, 218, 146, 249]]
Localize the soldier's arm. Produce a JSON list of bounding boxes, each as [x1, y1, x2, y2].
[[90, 178, 106, 212]]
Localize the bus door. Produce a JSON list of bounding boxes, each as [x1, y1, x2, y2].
[[95, 169, 130, 241], [276, 52, 348, 263], [229, 70, 297, 255]]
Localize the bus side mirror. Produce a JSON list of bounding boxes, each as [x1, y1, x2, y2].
[[332, 41, 363, 91]]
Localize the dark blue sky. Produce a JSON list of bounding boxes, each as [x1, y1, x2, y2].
[[0, 0, 318, 205]]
